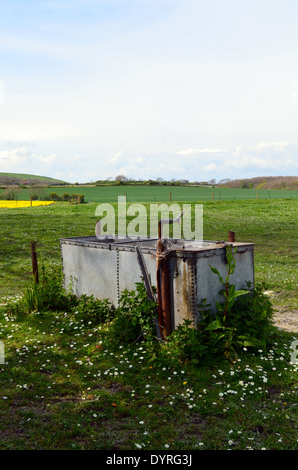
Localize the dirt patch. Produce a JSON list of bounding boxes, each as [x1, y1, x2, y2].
[[273, 308, 298, 333]]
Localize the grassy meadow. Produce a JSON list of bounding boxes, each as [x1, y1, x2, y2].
[[0, 198, 297, 451], [1, 183, 298, 203], [1, 198, 297, 310]]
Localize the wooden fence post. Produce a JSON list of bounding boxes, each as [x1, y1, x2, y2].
[[228, 231, 236, 242], [30, 241, 39, 283]]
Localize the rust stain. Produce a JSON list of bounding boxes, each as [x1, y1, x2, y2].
[[174, 258, 195, 325]]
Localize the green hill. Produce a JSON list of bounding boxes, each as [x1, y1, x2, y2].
[[218, 176, 298, 190], [0, 172, 69, 186]]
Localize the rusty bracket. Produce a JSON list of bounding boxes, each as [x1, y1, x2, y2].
[[228, 231, 236, 242], [136, 244, 162, 341], [136, 245, 156, 302], [156, 215, 184, 340]]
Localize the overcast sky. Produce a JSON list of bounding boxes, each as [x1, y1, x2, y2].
[[0, 0, 298, 183]]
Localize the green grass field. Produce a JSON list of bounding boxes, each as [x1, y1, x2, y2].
[[0, 198, 297, 451], [1, 184, 298, 203], [0, 198, 297, 310]]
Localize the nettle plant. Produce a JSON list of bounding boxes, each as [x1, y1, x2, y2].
[[167, 246, 274, 364], [108, 282, 158, 345], [101, 246, 274, 364], [209, 246, 249, 324]]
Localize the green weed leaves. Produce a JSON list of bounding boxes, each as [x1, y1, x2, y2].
[[168, 247, 274, 364], [108, 283, 157, 345]]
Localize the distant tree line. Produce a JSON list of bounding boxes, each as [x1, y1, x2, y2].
[[48, 192, 85, 204], [94, 176, 218, 186]]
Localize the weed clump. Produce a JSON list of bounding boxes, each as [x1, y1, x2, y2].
[[4, 266, 113, 326], [166, 247, 274, 364]]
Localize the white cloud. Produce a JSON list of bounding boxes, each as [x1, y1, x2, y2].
[[223, 142, 298, 173], [254, 141, 289, 151], [177, 148, 223, 155], [102, 141, 298, 182], [0, 148, 28, 170], [129, 156, 146, 163], [0, 33, 90, 62], [203, 163, 217, 172], [0, 146, 57, 173], [71, 154, 82, 161], [35, 153, 57, 163], [225, 156, 270, 170], [1, 140, 296, 183], [109, 151, 123, 162]]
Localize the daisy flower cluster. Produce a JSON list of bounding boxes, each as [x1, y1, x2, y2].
[[0, 306, 297, 450]]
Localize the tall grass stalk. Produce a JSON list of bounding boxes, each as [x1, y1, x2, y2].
[[22, 276, 43, 313]]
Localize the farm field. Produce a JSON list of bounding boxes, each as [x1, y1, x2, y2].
[[0, 200, 55, 209], [0, 198, 297, 451], [0, 198, 297, 314], [1, 184, 298, 203]]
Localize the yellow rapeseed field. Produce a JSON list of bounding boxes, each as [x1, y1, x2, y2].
[[0, 200, 55, 208]]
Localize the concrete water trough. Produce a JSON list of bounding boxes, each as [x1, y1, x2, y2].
[[60, 234, 254, 337]]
